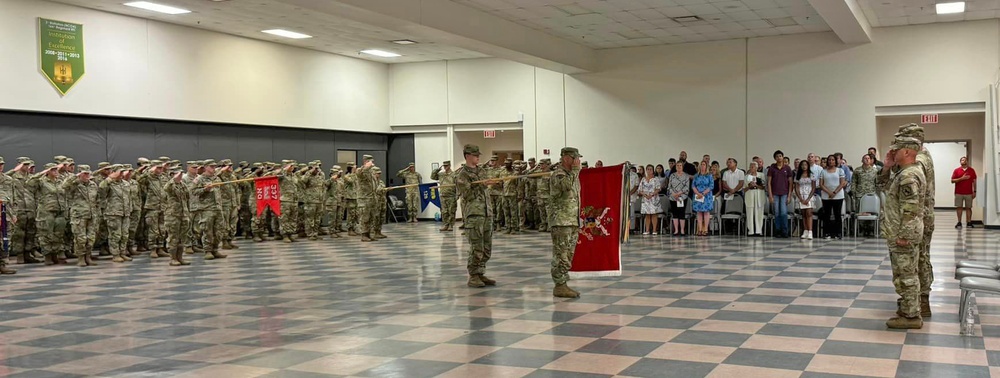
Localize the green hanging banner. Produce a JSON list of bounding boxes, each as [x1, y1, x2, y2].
[[39, 18, 85, 96]]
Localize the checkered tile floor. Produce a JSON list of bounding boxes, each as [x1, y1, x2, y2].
[[1, 212, 998, 377]]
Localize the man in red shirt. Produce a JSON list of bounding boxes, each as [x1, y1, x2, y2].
[[951, 156, 977, 228]]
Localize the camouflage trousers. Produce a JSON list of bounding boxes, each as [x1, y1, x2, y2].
[[919, 219, 935, 295], [405, 188, 420, 220], [440, 192, 457, 227], [70, 216, 96, 258], [491, 195, 504, 228], [303, 203, 322, 237], [11, 210, 37, 256], [193, 210, 223, 252], [128, 209, 140, 247], [464, 215, 493, 276], [358, 198, 374, 234], [36, 211, 68, 256], [536, 199, 549, 231], [136, 208, 147, 247], [278, 201, 299, 237], [221, 205, 237, 242], [374, 200, 386, 234], [105, 215, 130, 257], [164, 211, 190, 249], [238, 205, 252, 236], [889, 242, 921, 318], [550, 226, 577, 285], [97, 215, 108, 249], [503, 196, 520, 232], [250, 208, 269, 237], [345, 199, 358, 233], [326, 202, 342, 233], [145, 209, 164, 248]]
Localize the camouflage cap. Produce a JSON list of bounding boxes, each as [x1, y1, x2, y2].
[[238, 161, 249, 167], [582, 161, 589, 166], [64, 158, 75, 165], [310, 160, 322, 165], [186, 160, 198, 166], [53, 155, 67, 163], [463, 144, 481, 156], [490, 155, 498, 161], [894, 123, 925, 143], [219, 159, 232, 166], [157, 156, 171, 161], [362, 154, 374, 161], [297, 163, 307, 168], [347, 162, 356, 167], [16, 157, 30, 163], [137, 157, 150, 165], [540, 158, 551, 164], [169, 160, 181, 165], [331, 165, 342, 171], [202, 159, 217, 167], [150, 160, 163, 165], [25, 160, 35, 167], [44, 163, 58, 169], [98, 162, 110, 168], [560, 147, 582, 158], [77, 164, 92, 173], [251, 162, 262, 167], [0, 157, 5, 164], [528, 157, 536, 162], [504, 158, 513, 164], [371, 166, 382, 173], [890, 136, 922, 151], [514, 160, 523, 165], [307, 161, 317, 168], [408, 162, 414, 167], [442, 160, 451, 166]]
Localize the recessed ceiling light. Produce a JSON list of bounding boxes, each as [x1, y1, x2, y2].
[[361, 49, 401, 58], [767, 17, 798, 27], [936, 1, 965, 14], [391, 39, 418, 45], [261, 29, 312, 39], [673, 16, 702, 23], [124, 1, 191, 14]]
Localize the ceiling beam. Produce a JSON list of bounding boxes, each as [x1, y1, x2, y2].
[[807, 0, 872, 44], [277, 0, 598, 73]]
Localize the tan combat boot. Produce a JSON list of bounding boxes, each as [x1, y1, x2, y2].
[[468, 275, 486, 288], [122, 254, 133, 262], [920, 294, 932, 318], [84, 254, 95, 266], [375, 232, 387, 239], [221, 241, 234, 250], [0, 263, 17, 274], [136, 245, 148, 252], [112, 255, 125, 263], [78, 255, 88, 267], [361, 233, 373, 242], [348, 230, 359, 237], [156, 248, 171, 258], [253, 236, 264, 242], [886, 316, 922, 329], [149, 250, 159, 259], [479, 275, 497, 286], [439, 226, 449, 232], [553, 284, 580, 298], [175, 247, 191, 266], [283, 236, 292, 243], [44, 254, 57, 266]]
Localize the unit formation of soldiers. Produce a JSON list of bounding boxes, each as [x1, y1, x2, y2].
[[0, 154, 396, 272]]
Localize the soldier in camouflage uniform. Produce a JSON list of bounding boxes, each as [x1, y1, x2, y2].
[[300, 162, 326, 240], [99, 165, 133, 263], [343, 162, 360, 236], [237, 161, 253, 238], [487, 156, 504, 230], [501, 159, 520, 234], [216, 159, 241, 250], [183, 161, 202, 254], [878, 134, 926, 329], [190, 160, 228, 259], [140, 161, 171, 258], [134, 158, 150, 252], [163, 170, 192, 266], [9, 158, 40, 264], [0, 158, 18, 273], [894, 124, 936, 319], [124, 167, 142, 257], [372, 167, 387, 239], [852, 153, 879, 237], [535, 158, 552, 233], [62, 165, 99, 267], [457, 145, 498, 288], [550, 147, 582, 298], [325, 166, 343, 238], [396, 163, 422, 223], [276, 160, 300, 242], [33, 163, 69, 264], [94, 161, 112, 257], [356, 155, 379, 242], [524, 157, 538, 229], [432, 161, 457, 232]]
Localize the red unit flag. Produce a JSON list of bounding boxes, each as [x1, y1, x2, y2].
[[255, 176, 281, 216], [570, 164, 625, 278]]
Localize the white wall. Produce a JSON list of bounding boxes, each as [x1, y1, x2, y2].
[[0, 0, 389, 133], [413, 132, 449, 219]]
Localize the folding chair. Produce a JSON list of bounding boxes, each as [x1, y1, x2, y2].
[[387, 195, 407, 223], [721, 195, 745, 236], [854, 194, 880, 237]]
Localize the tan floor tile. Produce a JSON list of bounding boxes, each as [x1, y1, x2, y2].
[[567, 313, 642, 327], [0, 345, 45, 358], [710, 281, 765, 288], [746, 288, 805, 297], [990, 367, 1000, 377], [283, 335, 379, 353], [95, 308, 174, 321], [171, 344, 271, 363], [603, 326, 683, 342], [0, 328, 65, 343], [791, 297, 853, 307], [646, 343, 736, 363], [186, 304, 259, 315], [62, 336, 162, 353], [682, 292, 744, 302], [724, 302, 787, 313], [707, 364, 802, 378], [467, 307, 533, 319], [388, 327, 470, 343], [544, 302, 609, 313], [80, 322, 168, 336], [844, 308, 894, 320], [647, 307, 717, 319], [176, 328, 263, 344], [612, 296, 677, 306], [287, 354, 393, 375], [180, 316, 260, 329], [691, 319, 765, 334], [542, 352, 640, 375], [828, 328, 907, 344], [376, 314, 454, 326], [46, 353, 154, 376], [587, 288, 643, 296], [405, 344, 500, 363], [741, 334, 825, 354], [436, 363, 535, 378], [900, 345, 989, 366], [806, 354, 898, 377], [766, 276, 819, 284], [770, 313, 842, 327], [984, 337, 1000, 350], [0, 314, 78, 328], [509, 334, 596, 352], [487, 319, 558, 334]]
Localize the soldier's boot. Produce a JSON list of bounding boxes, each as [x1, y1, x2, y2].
[[289, 235, 298, 242], [361, 233, 374, 242], [137, 245, 148, 252], [184, 246, 194, 254], [467, 275, 486, 288], [439, 226, 449, 232], [221, 240, 234, 250], [174, 248, 191, 266], [156, 248, 171, 258], [126, 245, 136, 256], [20, 252, 41, 264], [479, 275, 497, 286], [274, 235, 284, 241], [553, 284, 580, 298], [348, 230, 359, 237], [253, 236, 264, 243], [228, 241, 239, 249], [99, 245, 112, 257], [77, 255, 88, 267], [44, 254, 57, 266], [283, 236, 292, 243], [149, 249, 159, 259], [308, 236, 318, 241], [112, 255, 125, 263], [84, 253, 95, 266], [921, 294, 932, 318], [330, 232, 341, 239], [886, 316, 923, 329], [320, 229, 329, 236], [122, 254, 133, 262], [205, 249, 227, 260], [191, 245, 205, 254], [375, 233, 387, 239], [0, 262, 17, 274]]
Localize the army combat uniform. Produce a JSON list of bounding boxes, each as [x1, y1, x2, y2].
[[501, 163, 521, 234], [372, 167, 387, 239], [300, 164, 326, 240], [163, 172, 192, 266], [432, 161, 457, 231], [355, 156, 378, 242], [396, 164, 422, 222], [456, 145, 496, 288], [190, 160, 228, 260], [535, 159, 552, 232], [325, 166, 343, 238], [550, 148, 582, 298], [62, 166, 99, 267], [139, 163, 170, 258], [99, 167, 133, 263]]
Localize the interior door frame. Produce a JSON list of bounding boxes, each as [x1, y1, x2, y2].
[[923, 139, 972, 209]]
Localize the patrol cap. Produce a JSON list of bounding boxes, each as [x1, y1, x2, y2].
[[150, 160, 163, 165], [158, 156, 171, 161], [890, 136, 922, 151], [44, 163, 58, 170], [281, 159, 295, 165], [582, 161, 589, 167], [297, 163, 307, 168], [16, 157, 29, 163], [53, 155, 67, 163], [252, 162, 263, 168], [0, 157, 5, 164], [895, 123, 926, 143], [490, 155, 498, 161], [514, 160, 523, 165], [331, 165, 342, 171], [219, 159, 232, 166], [372, 166, 382, 173], [442, 160, 451, 166], [238, 160, 248, 167], [169, 160, 181, 166], [528, 157, 536, 162], [25, 160, 35, 167], [505, 158, 513, 164], [463, 144, 481, 156], [98, 162, 110, 168], [540, 158, 551, 164], [137, 157, 150, 165], [408, 162, 414, 167], [347, 162, 356, 167], [186, 160, 199, 166], [64, 158, 75, 165], [560, 147, 582, 158], [77, 164, 92, 173], [202, 159, 217, 167], [307, 161, 317, 168], [362, 154, 374, 161]]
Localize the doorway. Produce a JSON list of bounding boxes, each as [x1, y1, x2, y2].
[[923, 141, 970, 208]]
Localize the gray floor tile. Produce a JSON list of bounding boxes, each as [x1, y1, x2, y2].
[[619, 358, 717, 378], [577, 339, 663, 357], [524, 370, 613, 378], [723, 348, 813, 370], [667, 299, 730, 310], [445, 331, 533, 347], [757, 324, 833, 339], [473, 348, 568, 368], [817, 340, 903, 359], [707, 310, 777, 323], [669, 330, 751, 348], [628, 316, 703, 330], [16, 332, 111, 348], [227, 349, 329, 369], [895, 361, 990, 378], [782, 305, 849, 317], [2, 350, 99, 369], [903, 333, 986, 349], [342, 340, 436, 358], [119, 340, 214, 358], [545, 324, 620, 338], [595, 305, 660, 316], [359, 359, 461, 378]]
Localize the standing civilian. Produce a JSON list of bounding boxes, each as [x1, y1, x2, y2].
[[767, 150, 794, 238], [819, 155, 847, 239], [692, 162, 714, 236], [639, 165, 662, 235], [794, 160, 816, 239], [744, 162, 765, 236], [668, 165, 690, 236], [951, 156, 977, 228]]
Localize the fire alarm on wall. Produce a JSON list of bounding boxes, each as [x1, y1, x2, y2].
[[543, 149, 550, 155]]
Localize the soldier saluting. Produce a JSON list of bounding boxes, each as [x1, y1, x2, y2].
[[550, 147, 582, 298], [879, 134, 926, 329]]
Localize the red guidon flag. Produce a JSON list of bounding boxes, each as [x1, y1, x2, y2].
[[255, 176, 281, 216], [570, 164, 626, 278]]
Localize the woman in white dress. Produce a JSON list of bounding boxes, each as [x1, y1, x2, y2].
[[794, 160, 816, 239], [744, 162, 766, 236], [639, 164, 663, 235]]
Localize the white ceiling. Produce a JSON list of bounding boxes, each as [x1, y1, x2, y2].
[[450, 0, 834, 48], [47, 0, 489, 63], [859, 0, 1000, 27]]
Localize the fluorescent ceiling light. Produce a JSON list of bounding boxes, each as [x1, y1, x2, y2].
[[391, 39, 418, 45], [124, 1, 191, 14], [262, 29, 312, 39], [936, 2, 965, 14], [361, 49, 401, 58]]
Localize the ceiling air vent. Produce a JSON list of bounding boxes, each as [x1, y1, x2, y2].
[[672, 16, 702, 23]]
